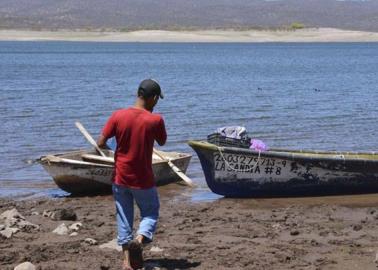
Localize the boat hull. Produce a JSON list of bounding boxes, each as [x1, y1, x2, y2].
[[40, 149, 192, 194], [189, 141, 378, 198]]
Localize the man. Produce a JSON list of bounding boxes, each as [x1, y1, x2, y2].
[[97, 79, 167, 270]]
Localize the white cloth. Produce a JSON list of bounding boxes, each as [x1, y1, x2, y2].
[[216, 126, 247, 139]]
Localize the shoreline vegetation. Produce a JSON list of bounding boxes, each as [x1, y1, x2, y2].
[[1, 28, 378, 42]]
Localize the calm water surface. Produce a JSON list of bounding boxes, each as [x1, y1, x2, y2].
[[1, 42, 377, 200]]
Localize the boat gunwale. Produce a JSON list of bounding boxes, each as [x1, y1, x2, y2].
[[39, 149, 193, 168], [39, 155, 113, 168], [188, 140, 378, 163]]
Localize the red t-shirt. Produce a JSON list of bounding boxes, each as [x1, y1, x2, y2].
[[101, 107, 167, 189]]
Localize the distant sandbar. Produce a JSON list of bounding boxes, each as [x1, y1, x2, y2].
[[1, 28, 378, 42]]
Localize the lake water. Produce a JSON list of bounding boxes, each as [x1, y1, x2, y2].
[[1, 42, 377, 200]]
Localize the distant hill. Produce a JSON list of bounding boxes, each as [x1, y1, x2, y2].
[[1, 0, 378, 32]]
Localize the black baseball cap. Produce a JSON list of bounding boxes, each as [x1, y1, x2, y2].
[[138, 79, 164, 99]]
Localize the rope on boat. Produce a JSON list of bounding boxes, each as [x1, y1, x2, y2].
[[217, 147, 261, 173]]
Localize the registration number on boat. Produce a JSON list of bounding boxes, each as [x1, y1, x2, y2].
[[213, 152, 286, 175], [87, 168, 113, 177]]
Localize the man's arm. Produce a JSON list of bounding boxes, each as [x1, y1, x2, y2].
[[97, 135, 111, 150], [155, 117, 167, 146], [99, 112, 116, 150]]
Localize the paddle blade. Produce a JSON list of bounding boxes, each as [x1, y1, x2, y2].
[[167, 160, 195, 187]]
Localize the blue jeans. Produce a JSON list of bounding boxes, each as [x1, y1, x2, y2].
[[112, 184, 160, 246]]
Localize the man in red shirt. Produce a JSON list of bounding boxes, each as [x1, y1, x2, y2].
[[97, 79, 167, 270]]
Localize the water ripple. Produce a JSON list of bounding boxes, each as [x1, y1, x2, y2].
[[1, 42, 378, 198]]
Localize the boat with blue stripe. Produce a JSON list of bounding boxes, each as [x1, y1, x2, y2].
[[188, 140, 378, 198]]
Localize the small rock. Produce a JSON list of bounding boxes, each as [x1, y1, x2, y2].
[[70, 232, 79, 237], [69, 222, 82, 232], [319, 231, 329, 237], [0, 208, 25, 221], [0, 224, 5, 231], [290, 230, 300, 236], [52, 223, 69, 235], [99, 239, 122, 251], [353, 224, 363, 231], [84, 238, 98, 245], [0, 227, 19, 239], [199, 207, 209, 212], [14, 261, 36, 270], [0, 208, 38, 231], [42, 210, 54, 218], [93, 221, 105, 227], [17, 220, 39, 231], [310, 239, 319, 246], [1, 209, 25, 227], [31, 211, 39, 216], [150, 246, 164, 253], [374, 251, 378, 263], [144, 261, 162, 269], [51, 209, 77, 221]]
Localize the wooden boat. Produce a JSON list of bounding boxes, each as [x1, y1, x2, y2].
[[188, 140, 378, 198], [39, 149, 192, 194]]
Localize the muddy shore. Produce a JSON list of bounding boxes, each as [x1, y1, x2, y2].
[[1, 192, 378, 270]]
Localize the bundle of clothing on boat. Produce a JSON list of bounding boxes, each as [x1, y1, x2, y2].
[[208, 126, 268, 151]]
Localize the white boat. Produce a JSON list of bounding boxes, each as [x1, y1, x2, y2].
[[39, 149, 192, 194]]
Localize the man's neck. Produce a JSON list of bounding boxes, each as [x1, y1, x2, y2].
[[134, 98, 150, 112]]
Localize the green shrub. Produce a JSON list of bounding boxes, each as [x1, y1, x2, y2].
[[289, 22, 305, 30]]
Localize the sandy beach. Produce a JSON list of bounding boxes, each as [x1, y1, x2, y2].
[[1, 28, 378, 42], [2, 192, 378, 270]]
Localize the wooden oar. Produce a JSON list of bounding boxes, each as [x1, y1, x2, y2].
[[75, 121, 107, 157], [75, 122, 194, 187], [153, 149, 194, 187]]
